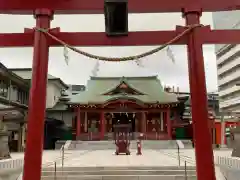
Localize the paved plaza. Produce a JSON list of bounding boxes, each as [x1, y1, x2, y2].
[[6, 150, 80, 167], [46, 148, 232, 180], [0, 147, 235, 180], [9, 150, 69, 165], [1, 148, 234, 169], [54, 149, 192, 167], [50, 148, 233, 180]]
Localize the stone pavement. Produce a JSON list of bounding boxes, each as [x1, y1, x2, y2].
[[0, 147, 235, 180], [42, 149, 197, 180], [1, 150, 79, 165], [2, 149, 234, 167], [174, 149, 233, 159], [54, 148, 233, 168], [51, 149, 192, 167], [0, 150, 81, 180], [42, 149, 232, 180], [8, 152, 24, 160], [161, 149, 234, 180]]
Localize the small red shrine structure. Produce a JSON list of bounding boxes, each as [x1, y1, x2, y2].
[[113, 124, 131, 155], [68, 76, 179, 140]]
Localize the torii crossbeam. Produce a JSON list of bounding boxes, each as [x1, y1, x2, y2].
[[0, 1, 240, 180]]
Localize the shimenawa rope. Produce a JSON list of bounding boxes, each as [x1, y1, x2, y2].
[[35, 24, 202, 62]]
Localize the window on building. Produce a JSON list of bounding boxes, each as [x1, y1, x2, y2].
[[17, 89, 28, 104], [72, 85, 86, 91], [0, 80, 8, 98], [219, 77, 240, 91], [17, 89, 22, 103], [18, 90, 29, 105], [22, 91, 27, 104], [217, 49, 240, 68], [216, 44, 236, 59], [25, 92, 29, 104], [221, 90, 240, 101], [218, 65, 240, 80]]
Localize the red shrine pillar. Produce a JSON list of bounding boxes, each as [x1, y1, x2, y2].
[[182, 9, 216, 180], [76, 106, 81, 138], [166, 109, 172, 139], [100, 111, 105, 139], [141, 112, 146, 134], [22, 9, 53, 180]]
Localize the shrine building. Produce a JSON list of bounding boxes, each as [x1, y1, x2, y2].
[[65, 76, 180, 140]]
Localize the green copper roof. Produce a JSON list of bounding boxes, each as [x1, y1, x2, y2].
[[9, 68, 57, 80], [68, 76, 178, 104], [47, 102, 68, 111], [9, 68, 68, 89]]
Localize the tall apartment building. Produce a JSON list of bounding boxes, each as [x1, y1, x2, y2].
[[212, 11, 240, 112]]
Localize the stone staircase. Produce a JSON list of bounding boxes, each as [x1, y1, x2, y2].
[[41, 166, 197, 180], [70, 140, 178, 150], [139, 141, 178, 149]]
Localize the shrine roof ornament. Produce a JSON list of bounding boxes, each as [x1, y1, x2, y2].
[[103, 76, 145, 95], [119, 83, 127, 89]]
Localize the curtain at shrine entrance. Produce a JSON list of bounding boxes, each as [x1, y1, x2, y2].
[[106, 113, 136, 132]]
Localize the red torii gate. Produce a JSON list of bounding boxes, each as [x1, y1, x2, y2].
[[0, 1, 240, 180]]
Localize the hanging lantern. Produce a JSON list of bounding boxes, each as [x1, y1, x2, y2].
[[104, 0, 128, 36]]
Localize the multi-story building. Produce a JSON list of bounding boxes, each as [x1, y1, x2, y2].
[[10, 68, 69, 109], [212, 11, 240, 113], [0, 66, 71, 152], [164, 87, 220, 117], [0, 63, 29, 153]]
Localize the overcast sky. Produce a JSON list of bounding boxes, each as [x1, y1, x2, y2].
[[0, 13, 218, 92]]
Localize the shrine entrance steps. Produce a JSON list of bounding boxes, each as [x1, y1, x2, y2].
[[69, 140, 179, 150], [41, 166, 197, 180]]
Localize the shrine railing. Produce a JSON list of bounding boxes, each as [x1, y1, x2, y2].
[[75, 132, 169, 141], [76, 133, 107, 141], [142, 132, 169, 140], [215, 156, 240, 169], [215, 156, 240, 180], [0, 158, 23, 171]]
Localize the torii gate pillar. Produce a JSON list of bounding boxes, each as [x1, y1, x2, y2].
[[183, 9, 216, 180], [22, 9, 53, 180]]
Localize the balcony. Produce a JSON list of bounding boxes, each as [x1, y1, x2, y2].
[[218, 57, 240, 75], [219, 85, 240, 97], [218, 70, 240, 86], [220, 96, 240, 108], [217, 44, 240, 65]]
